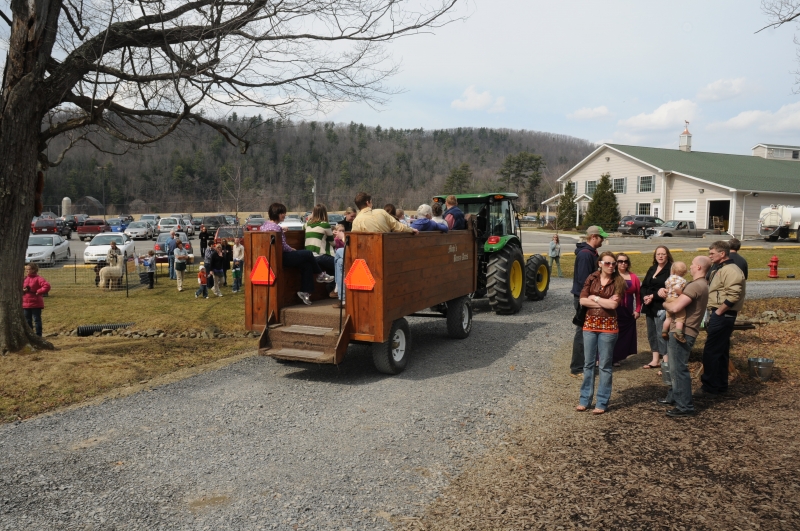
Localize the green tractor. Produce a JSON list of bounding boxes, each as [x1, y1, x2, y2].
[[433, 193, 551, 314]]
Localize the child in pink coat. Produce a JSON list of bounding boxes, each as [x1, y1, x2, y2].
[[23, 263, 51, 336]]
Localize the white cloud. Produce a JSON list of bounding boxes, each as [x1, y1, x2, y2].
[[708, 101, 800, 132], [451, 86, 505, 112], [618, 99, 698, 131], [567, 105, 613, 121], [696, 78, 748, 102]]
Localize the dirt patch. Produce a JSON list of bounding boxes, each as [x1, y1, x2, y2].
[[188, 495, 231, 512], [399, 299, 800, 530]]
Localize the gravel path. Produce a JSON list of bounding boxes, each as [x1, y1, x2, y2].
[[0, 279, 576, 531]]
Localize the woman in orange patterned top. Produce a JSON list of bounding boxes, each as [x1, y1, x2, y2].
[[577, 251, 626, 414]]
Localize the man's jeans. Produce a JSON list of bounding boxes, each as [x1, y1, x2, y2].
[[570, 296, 585, 374], [580, 331, 617, 411], [701, 312, 736, 394], [24, 308, 43, 336], [168, 255, 176, 280], [663, 332, 697, 412], [334, 247, 345, 302]]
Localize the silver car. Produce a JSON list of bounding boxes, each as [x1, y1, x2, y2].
[[124, 220, 155, 240], [157, 217, 181, 234], [26, 234, 71, 266], [182, 218, 194, 237]]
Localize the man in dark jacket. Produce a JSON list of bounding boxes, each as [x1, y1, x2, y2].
[[443, 195, 466, 231], [728, 238, 748, 279], [570, 225, 607, 376]]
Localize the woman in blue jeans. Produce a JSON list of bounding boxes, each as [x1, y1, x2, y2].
[[577, 251, 626, 415]]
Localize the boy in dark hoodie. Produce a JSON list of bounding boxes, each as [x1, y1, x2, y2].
[[570, 226, 607, 376]]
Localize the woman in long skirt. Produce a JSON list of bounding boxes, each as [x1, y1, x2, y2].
[[612, 253, 641, 366]]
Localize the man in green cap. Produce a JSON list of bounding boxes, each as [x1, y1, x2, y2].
[[569, 225, 608, 377]]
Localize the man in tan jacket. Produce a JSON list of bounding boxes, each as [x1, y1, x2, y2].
[[700, 240, 745, 396]]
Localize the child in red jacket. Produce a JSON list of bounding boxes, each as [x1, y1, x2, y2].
[[23, 263, 51, 336], [195, 265, 209, 299]]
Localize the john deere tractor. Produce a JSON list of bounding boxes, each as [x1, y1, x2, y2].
[[433, 193, 550, 314]]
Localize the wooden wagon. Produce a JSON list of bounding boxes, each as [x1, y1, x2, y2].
[[244, 227, 477, 374]]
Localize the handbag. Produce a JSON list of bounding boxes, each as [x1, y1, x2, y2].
[[572, 304, 588, 326]]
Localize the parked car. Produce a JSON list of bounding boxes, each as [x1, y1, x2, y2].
[[153, 232, 193, 263], [140, 214, 160, 223], [32, 218, 59, 235], [124, 220, 155, 240], [83, 233, 136, 264], [38, 211, 58, 219], [107, 217, 129, 233], [60, 214, 87, 232], [191, 218, 202, 232], [157, 217, 183, 234], [246, 213, 263, 221], [55, 219, 72, 239], [223, 214, 239, 226], [279, 214, 304, 231], [26, 234, 71, 266], [77, 218, 112, 241], [200, 215, 227, 235], [647, 220, 714, 238], [327, 213, 344, 225], [118, 214, 134, 223], [170, 213, 193, 221], [245, 217, 265, 231], [182, 218, 194, 237], [617, 215, 664, 236]]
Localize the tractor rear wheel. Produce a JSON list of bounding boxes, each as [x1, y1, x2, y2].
[[486, 245, 525, 314], [525, 254, 551, 301]]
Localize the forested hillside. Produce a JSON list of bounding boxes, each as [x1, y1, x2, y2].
[[42, 118, 594, 214]]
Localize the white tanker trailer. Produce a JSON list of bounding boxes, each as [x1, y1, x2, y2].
[[758, 204, 800, 242]]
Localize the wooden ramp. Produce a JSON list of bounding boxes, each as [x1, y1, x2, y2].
[[259, 299, 351, 364]]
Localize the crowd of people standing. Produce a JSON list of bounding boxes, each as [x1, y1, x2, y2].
[[570, 225, 748, 418]]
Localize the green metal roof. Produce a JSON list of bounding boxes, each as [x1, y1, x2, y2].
[[607, 144, 800, 194], [432, 192, 519, 202]]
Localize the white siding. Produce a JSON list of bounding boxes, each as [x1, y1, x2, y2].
[[664, 175, 731, 229], [560, 147, 661, 217], [733, 192, 800, 238]]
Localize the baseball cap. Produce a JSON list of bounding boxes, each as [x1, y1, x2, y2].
[[199, 265, 205, 270], [586, 226, 609, 239]]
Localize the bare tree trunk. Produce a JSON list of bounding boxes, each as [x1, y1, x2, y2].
[[0, 0, 60, 353]]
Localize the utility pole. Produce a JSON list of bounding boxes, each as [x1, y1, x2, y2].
[[312, 178, 317, 206]]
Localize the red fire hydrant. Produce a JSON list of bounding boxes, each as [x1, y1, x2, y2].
[[768, 255, 779, 279]]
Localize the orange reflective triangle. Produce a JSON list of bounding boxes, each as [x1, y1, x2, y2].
[[345, 258, 376, 291], [251, 255, 276, 285]]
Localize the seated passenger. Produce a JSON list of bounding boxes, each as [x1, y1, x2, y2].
[[443, 195, 466, 230], [431, 202, 446, 225], [304, 204, 336, 297], [411, 204, 448, 232], [260, 202, 334, 305]]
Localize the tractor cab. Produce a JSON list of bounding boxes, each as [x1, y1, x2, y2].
[[433, 193, 549, 314]]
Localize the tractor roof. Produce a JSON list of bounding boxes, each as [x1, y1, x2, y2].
[[432, 193, 519, 204]]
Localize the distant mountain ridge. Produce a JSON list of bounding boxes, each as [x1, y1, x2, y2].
[[43, 119, 595, 214]]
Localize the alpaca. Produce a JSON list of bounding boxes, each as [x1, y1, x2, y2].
[[99, 253, 125, 290]]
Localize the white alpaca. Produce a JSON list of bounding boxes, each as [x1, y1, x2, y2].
[[99, 253, 124, 290]]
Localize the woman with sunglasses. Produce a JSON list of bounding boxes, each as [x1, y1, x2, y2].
[[577, 251, 626, 414], [612, 254, 641, 367], [640, 246, 673, 369]]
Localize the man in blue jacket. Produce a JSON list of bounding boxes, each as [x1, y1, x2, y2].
[[570, 225, 607, 377], [443, 195, 466, 231], [411, 204, 448, 232]]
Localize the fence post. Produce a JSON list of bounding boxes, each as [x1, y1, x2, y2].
[[74, 255, 77, 284], [125, 257, 129, 298]]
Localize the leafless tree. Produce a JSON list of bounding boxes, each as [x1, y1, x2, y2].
[[760, 1, 800, 89], [0, 0, 464, 353]]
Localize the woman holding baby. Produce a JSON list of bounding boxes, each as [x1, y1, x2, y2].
[[640, 246, 674, 369]]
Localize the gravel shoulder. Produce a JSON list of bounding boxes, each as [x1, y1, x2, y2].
[[0, 279, 576, 530]]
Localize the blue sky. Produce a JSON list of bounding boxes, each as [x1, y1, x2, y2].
[[324, 0, 800, 155]]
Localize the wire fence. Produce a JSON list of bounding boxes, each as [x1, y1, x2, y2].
[[35, 256, 202, 297]]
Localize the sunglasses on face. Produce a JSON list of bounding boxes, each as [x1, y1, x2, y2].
[[617, 259, 630, 264], [600, 261, 616, 266]]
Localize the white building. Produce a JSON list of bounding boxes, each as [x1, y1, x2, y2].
[[543, 127, 800, 237]]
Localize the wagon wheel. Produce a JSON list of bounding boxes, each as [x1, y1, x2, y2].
[[446, 296, 473, 339], [372, 318, 411, 375]]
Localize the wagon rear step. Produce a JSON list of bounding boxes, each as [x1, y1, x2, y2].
[[259, 299, 350, 364]]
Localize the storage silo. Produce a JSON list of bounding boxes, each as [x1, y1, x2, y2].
[[61, 197, 72, 216]]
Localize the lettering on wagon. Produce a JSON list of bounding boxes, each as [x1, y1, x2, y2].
[[453, 253, 469, 262]]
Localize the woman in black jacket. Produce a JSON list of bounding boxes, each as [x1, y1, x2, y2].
[[640, 246, 673, 369]]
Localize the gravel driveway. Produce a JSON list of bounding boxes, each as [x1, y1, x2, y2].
[[1, 279, 796, 530], [0, 279, 575, 531]]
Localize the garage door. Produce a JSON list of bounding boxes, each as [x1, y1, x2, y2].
[[673, 200, 697, 222]]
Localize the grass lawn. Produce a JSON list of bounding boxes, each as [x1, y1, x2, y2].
[[0, 278, 255, 423], [543, 248, 800, 282]]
